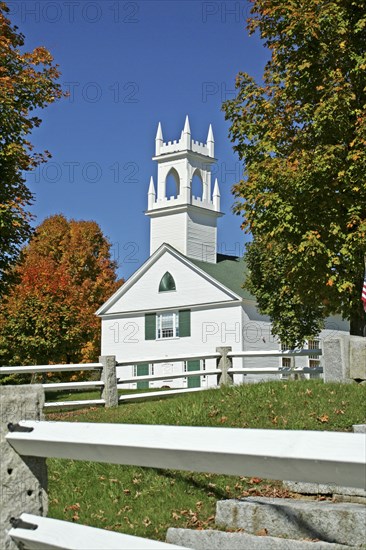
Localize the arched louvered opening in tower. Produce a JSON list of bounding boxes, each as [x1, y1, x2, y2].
[[191, 169, 203, 200], [159, 272, 176, 292], [165, 168, 180, 199]]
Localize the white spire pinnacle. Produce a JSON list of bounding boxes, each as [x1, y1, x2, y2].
[[207, 123, 214, 157], [182, 115, 191, 149], [183, 115, 191, 135], [207, 124, 214, 143], [155, 122, 163, 155], [156, 122, 163, 141], [213, 178, 220, 211], [148, 176, 156, 210], [213, 178, 220, 196], [148, 176, 156, 195]]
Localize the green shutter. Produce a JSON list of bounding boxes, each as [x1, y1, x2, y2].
[[187, 360, 200, 388], [136, 363, 149, 376], [187, 360, 199, 371], [179, 309, 191, 337], [136, 363, 149, 389], [145, 313, 156, 340]]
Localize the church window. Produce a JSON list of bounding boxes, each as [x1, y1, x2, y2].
[[159, 272, 176, 292], [307, 339, 321, 379], [145, 309, 190, 340], [157, 312, 179, 339]]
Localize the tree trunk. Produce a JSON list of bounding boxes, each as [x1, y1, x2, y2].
[[350, 300, 366, 337]]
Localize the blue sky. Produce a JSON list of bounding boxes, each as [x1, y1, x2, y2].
[[9, 0, 269, 279]]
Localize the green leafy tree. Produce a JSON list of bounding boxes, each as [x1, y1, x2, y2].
[[0, 215, 123, 369], [223, 0, 366, 346], [0, 1, 64, 296]]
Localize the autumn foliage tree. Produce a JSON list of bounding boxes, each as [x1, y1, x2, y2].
[[0, 1, 64, 296], [0, 215, 122, 367], [223, 0, 366, 346]]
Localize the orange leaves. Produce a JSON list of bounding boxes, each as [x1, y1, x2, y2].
[[0, 214, 122, 366], [249, 477, 262, 484], [64, 502, 80, 522]]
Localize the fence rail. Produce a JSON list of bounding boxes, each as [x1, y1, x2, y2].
[[6, 420, 364, 488], [228, 349, 322, 358], [44, 398, 106, 409], [9, 513, 185, 550], [117, 351, 221, 367], [0, 362, 102, 374]]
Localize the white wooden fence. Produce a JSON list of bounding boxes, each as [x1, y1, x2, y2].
[[0, 347, 322, 409], [4, 413, 365, 549], [116, 347, 322, 403]]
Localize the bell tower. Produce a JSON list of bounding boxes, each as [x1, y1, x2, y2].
[[146, 116, 222, 263]]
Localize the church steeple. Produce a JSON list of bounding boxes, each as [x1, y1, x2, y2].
[[146, 117, 223, 263]]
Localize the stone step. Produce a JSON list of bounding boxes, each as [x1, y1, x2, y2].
[[166, 528, 347, 549], [215, 497, 366, 547], [283, 480, 366, 503]]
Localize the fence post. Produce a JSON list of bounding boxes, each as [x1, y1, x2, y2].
[[323, 336, 350, 382], [99, 356, 118, 408], [216, 347, 233, 386], [0, 385, 47, 550]]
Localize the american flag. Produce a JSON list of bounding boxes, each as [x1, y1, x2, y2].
[[362, 273, 366, 312]]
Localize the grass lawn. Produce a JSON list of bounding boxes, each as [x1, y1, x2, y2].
[[46, 380, 365, 541]]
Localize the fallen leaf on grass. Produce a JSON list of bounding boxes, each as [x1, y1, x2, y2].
[[249, 477, 262, 484], [124, 516, 134, 528], [317, 414, 329, 423], [64, 503, 80, 512]]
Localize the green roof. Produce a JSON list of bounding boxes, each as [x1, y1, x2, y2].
[[189, 254, 254, 301]]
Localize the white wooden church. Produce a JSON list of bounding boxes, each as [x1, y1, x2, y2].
[[97, 117, 349, 388]]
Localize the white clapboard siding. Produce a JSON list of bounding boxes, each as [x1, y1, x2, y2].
[[6, 422, 365, 489], [119, 369, 219, 384], [42, 381, 104, 392], [228, 350, 322, 358], [117, 352, 220, 366], [118, 387, 210, 401], [9, 513, 186, 550], [0, 363, 102, 375], [43, 399, 105, 409]]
